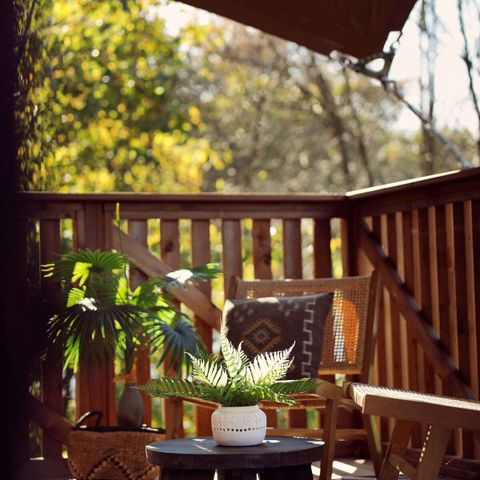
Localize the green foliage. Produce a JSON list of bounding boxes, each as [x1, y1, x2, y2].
[[23, 0, 228, 192], [139, 327, 318, 406], [43, 248, 220, 373], [18, 0, 478, 195]]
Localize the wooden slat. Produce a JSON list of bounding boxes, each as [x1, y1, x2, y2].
[[313, 219, 336, 405], [436, 205, 452, 379], [313, 219, 332, 278], [251, 219, 277, 427], [283, 219, 302, 279], [471, 200, 480, 402], [447, 204, 472, 457], [372, 216, 389, 441], [282, 219, 307, 428], [222, 219, 243, 295], [386, 213, 402, 390], [412, 209, 434, 393], [428, 206, 443, 395], [161, 220, 181, 269], [466, 200, 480, 459], [191, 219, 213, 436], [128, 220, 151, 425], [412, 208, 436, 420], [465, 201, 480, 399], [112, 227, 221, 330], [401, 211, 421, 447], [39, 220, 63, 457], [76, 203, 116, 426], [358, 219, 475, 400], [252, 220, 273, 280], [191, 220, 213, 349], [340, 216, 357, 277], [160, 219, 184, 438]]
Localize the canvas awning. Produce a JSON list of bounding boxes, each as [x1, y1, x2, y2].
[[176, 0, 418, 59]]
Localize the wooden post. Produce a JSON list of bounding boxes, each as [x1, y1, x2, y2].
[[40, 220, 63, 457], [161, 219, 184, 438], [128, 220, 152, 425], [191, 219, 213, 436], [76, 202, 116, 425], [222, 219, 243, 296], [283, 219, 307, 428], [252, 219, 277, 427]]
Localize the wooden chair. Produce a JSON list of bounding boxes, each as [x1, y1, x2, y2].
[[345, 382, 480, 480], [228, 273, 382, 480], [168, 273, 381, 480]]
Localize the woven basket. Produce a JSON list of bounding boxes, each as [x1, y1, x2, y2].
[[68, 411, 165, 480]]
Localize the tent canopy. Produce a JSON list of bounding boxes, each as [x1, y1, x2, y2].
[[177, 0, 418, 59]]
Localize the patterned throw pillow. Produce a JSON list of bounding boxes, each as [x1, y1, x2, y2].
[[223, 292, 333, 379]]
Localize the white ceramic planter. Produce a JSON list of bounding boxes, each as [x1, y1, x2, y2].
[[211, 405, 266, 446]]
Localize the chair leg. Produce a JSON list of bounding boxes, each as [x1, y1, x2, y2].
[[378, 420, 414, 480], [319, 396, 339, 480], [363, 413, 383, 477], [415, 425, 451, 480]]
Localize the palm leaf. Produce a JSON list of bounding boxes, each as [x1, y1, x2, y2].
[[143, 315, 200, 374]]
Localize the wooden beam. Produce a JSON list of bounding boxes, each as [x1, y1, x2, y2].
[[358, 219, 475, 400], [112, 226, 221, 330]]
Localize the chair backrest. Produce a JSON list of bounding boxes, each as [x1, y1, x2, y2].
[[229, 272, 378, 380]]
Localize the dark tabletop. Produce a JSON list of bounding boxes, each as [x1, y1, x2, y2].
[[146, 436, 324, 470]]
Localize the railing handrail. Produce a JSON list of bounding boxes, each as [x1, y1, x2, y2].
[[347, 167, 480, 215], [17, 191, 345, 202], [18, 168, 480, 217]]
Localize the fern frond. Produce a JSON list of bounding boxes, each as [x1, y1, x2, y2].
[[138, 377, 226, 404], [248, 343, 294, 385], [189, 354, 229, 387], [220, 330, 249, 379], [270, 378, 318, 395]]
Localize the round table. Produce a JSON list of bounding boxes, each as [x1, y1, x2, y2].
[[146, 436, 324, 480]]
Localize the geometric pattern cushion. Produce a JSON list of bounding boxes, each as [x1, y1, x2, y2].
[[223, 292, 333, 379]]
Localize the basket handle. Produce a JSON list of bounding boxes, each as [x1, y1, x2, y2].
[[74, 411, 103, 428]]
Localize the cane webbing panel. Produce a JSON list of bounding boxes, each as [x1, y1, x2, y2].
[[233, 275, 373, 375]]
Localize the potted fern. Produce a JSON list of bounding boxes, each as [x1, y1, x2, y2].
[[43, 248, 219, 426], [139, 325, 317, 446]]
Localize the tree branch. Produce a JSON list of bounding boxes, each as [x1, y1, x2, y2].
[[382, 79, 474, 169]]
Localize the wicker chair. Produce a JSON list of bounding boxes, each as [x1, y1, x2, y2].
[[229, 273, 382, 480], [169, 273, 381, 480]]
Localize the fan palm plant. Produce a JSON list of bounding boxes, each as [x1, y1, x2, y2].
[[43, 249, 220, 375], [139, 326, 317, 407]]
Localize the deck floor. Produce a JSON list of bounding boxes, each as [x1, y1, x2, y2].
[[312, 459, 450, 479]]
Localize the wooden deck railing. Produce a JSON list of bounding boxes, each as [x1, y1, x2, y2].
[[19, 167, 480, 462], [349, 168, 480, 459]]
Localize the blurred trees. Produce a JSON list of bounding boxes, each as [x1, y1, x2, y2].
[[18, 0, 479, 194], [21, 0, 226, 192]]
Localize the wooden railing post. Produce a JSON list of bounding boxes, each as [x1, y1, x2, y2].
[[39, 220, 64, 456], [191, 219, 213, 435], [283, 218, 307, 428], [161, 219, 184, 438], [128, 220, 152, 424], [76, 202, 116, 425]]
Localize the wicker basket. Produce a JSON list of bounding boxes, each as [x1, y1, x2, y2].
[[68, 411, 165, 480]]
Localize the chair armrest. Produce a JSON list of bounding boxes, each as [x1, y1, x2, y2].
[[315, 380, 342, 400]]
